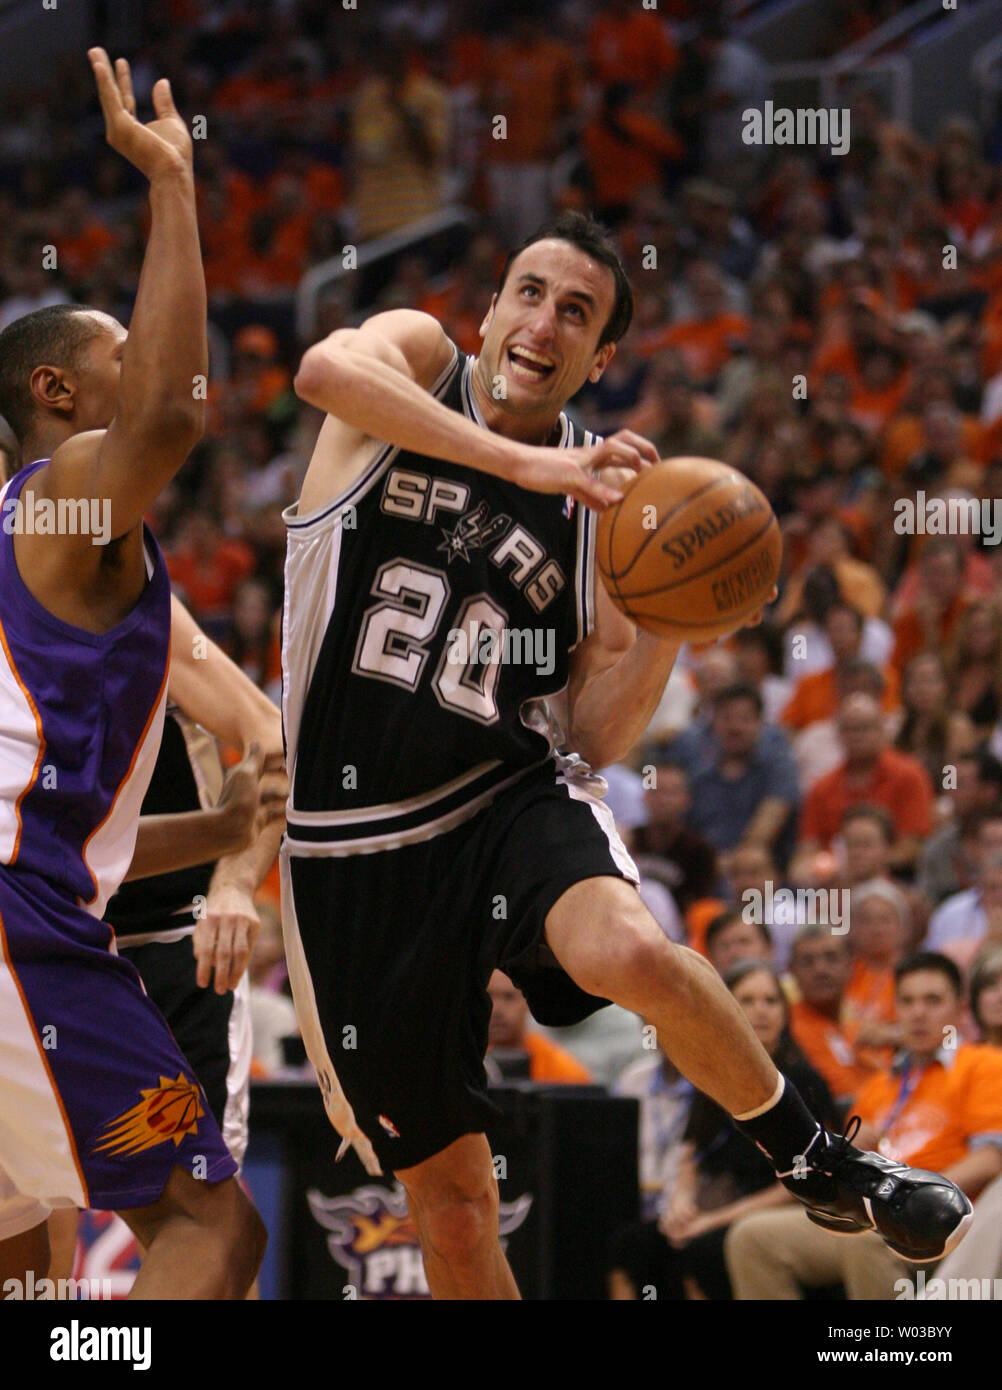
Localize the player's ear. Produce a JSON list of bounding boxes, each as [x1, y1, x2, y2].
[[587, 340, 616, 383], [30, 364, 75, 418], [479, 295, 497, 339]]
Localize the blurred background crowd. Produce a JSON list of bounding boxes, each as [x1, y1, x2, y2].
[[4, 0, 1002, 1298]]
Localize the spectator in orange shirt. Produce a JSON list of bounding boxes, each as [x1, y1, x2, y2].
[[582, 84, 683, 225], [487, 971, 591, 1084], [795, 693, 934, 872], [788, 928, 876, 1109], [891, 537, 972, 675], [588, 0, 679, 92], [727, 952, 1002, 1298], [640, 260, 748, 386], [166, 514, 256, 633], [844, 879, 907, 1067], [485, 13, 582, 243], [782, 602, 899, 731], [56, 188, 117, 280]]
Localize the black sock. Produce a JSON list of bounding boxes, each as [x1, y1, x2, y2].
[[732, 1076, 823, 1176]]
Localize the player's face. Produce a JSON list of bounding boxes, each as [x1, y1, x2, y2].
[[71, 313, 127, 432], [478, 239, 617, 418], [896, 971, 958, 1055]]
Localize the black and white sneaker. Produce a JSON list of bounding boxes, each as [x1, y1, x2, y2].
[[781, 1118, 974, 1263]]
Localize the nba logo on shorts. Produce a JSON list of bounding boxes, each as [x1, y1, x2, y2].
[[378, 1114, 401, 1139], [562, 496, 575, 520]]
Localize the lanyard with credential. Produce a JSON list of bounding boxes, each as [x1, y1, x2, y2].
[[878, 1064, 921, 1155]]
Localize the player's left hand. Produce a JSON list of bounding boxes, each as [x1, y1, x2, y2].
[[194, 884, 261, 994]]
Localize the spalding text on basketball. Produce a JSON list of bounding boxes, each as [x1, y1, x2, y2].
[[659, 485, 766, 567]]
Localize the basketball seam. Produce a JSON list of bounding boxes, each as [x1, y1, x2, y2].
[[609, 472, 737, 583], [618, 514, 778, 602]]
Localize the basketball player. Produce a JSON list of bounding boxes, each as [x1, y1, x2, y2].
[[43, 595, 287, 1285], [282, 212, 970, 1298], [0, 51, 264, 1298]]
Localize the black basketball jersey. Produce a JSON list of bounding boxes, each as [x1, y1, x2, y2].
[[106, 707, 220, 939], [281, 346, 599, 854]]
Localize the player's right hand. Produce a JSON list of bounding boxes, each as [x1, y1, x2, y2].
[[215, 742, 265, 853], [511, 429, 658, 511], [88, 48, 193, 180]]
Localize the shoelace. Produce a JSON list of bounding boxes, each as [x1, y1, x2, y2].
[[812, 1114, 863, 1176]]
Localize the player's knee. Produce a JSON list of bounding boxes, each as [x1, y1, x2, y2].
[[418, 1184, 498, 1266], [211, 1183, 267, 1293], [596, 911, 674, 1005]]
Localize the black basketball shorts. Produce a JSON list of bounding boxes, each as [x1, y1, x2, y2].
[[117, 933, 252, 1169], [282, 759, 639, 1172]]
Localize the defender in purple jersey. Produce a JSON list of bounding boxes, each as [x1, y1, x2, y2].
[[0, 50, 264, 1299]]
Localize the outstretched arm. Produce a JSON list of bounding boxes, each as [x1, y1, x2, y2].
[[167, 596, 287, 993], [37, 51, 205, 545]]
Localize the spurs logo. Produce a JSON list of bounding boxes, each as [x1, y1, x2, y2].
[[438, 501, 511, 564]]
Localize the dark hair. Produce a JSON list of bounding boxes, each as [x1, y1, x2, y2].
[[0, 303, 105, 446], [841, 803, 894, 842], [734, 621, 785, 675], [974, 748, 1002, 795], [713, 682, 763, 717], [969, 945, 1002, 1036], [836, 657, 885, 696], [494, 211, 634, 348], [894, 951, 963, 997], [723, 958, 784, 999], [707, 910, 772, 954]]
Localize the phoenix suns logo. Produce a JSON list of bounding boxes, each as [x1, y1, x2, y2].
[[93, 1074, 203, 1156], [307, 1183, 532, 1299]]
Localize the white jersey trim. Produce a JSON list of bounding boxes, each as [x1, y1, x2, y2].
[[278, 847, 381, 1174]]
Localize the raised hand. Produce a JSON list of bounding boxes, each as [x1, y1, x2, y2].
[[88, 47, 192, 180], [511, 429, 659, 511]]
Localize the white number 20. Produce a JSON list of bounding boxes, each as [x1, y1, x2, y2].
[[353, 561, 506, 723]]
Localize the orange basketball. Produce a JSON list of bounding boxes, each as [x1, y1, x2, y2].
[[596, 456, 782, 642]]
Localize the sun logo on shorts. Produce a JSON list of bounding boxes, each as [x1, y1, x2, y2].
[[378, 1114, 401, 1139], [93, 1074, 204, 1156]]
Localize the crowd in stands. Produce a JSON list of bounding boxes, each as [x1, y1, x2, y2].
[[4, 0, 1002, 1299]]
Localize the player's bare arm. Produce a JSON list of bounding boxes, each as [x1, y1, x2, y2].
[[123, 744, 264, 882], [566, 573, 683, 770], [167, 595, 287, 991], [294, 308, 654, 515], [16, 50, 205, 628], [567, 574, 780, 770]]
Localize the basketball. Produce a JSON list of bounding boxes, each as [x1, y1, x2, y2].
[[596, 456, 782, 643]]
